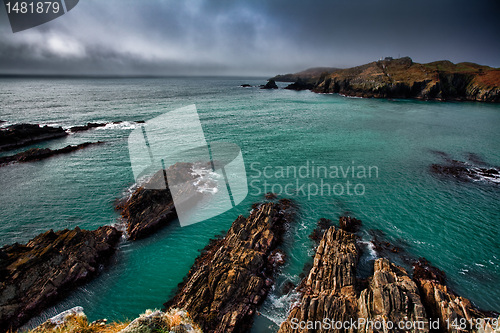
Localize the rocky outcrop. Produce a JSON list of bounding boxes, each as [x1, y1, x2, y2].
[[284, 78, 315, 91], [118, 162, 210, 240], [413, 259, 494, 333], [273, 58, 500, 102], [164, 200, 295, 333], [0, 141, 104, 166], [279, 226, 360, 333], [0, 124, 68, 151], [261, 79, 279, 89], [0, 226, 122, 331], [358, 258, 429, 333], [279, 217, 497, 333], [119, 308, 202, 333]]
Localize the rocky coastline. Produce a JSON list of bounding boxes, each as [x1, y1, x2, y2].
[[164, 199, 296, 333], [0, 124, 68, 152], [0, 141, 104, 167], [0, 226, 122, 331], [272, 57, 500, 102], [278, 217, 498, 333]]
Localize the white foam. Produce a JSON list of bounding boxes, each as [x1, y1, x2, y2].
[[95, 121, 139, 130]]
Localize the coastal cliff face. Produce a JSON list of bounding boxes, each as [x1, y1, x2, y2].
[[279, 57, 500, 102], [278, 220, 497, 333], [164, 200, 295, 333], [0, 226, 122, 331]]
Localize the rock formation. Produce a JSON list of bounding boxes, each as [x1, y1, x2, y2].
[[279, 226, 360, 333], [261, 79, 279, 89], [164, 200, 295, 333], [413, 259, 494, 333], [272, 57, 500, 102], [0, 124, 68, 151], [0, 141, 104, 166], [278, 218, 497, 333], [358, 258, 429, 333], [0, 226, 122, 331], [118, 162, 211, 240]]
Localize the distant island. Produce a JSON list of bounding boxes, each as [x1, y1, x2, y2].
[[270, 57, 500, 102]]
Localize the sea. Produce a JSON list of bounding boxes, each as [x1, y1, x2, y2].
[[0, 77, 498, 331]]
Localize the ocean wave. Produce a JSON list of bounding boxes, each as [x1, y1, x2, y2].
[[95, 121, 140, 130]]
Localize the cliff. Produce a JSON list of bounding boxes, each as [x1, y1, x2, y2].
[[276, 57, 500, 102], [0, 226, 122, 331], [164, 199, 295, 333]]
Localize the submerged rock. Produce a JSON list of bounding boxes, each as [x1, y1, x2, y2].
[[165, 200, 295, 333], [0, 226, 122, 331], [0, 124, 68, 151], [0, 141, 104, 166], [118, 162, 209, 240]]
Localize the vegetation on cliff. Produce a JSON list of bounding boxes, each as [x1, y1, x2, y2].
[[274, 57, 500, 102]]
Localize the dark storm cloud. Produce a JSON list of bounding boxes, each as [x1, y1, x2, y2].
[[0, 0, 498, 76]]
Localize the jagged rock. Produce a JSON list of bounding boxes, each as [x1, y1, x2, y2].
[[118, 162, 210, 240], [0, 226, 122, 331], [261, 79, 278, 89], [0, 124, 68, 151], [240, 84, 252, 87], [413, 259, 494, 333], [358, 258, 429, 333], [0, 141, 104, 166], [278, 226, 360, 333], [165, 200, 295, 333]]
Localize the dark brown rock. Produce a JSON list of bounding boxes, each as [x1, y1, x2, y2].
[[0, 124, 68, 151], [0, 226, 122, 331], [118, 162, 208, 240], [165, 201, 295, 333], [339, 216, 362, 233], [0, 141, 104, 166]]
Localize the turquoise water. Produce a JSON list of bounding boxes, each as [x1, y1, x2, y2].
[[0, 77, 498, 330]]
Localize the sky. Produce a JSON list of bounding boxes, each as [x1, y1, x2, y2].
[[0, 0, 499, 76]]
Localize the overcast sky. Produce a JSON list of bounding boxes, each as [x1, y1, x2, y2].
[[0, 0, 499, 76]]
